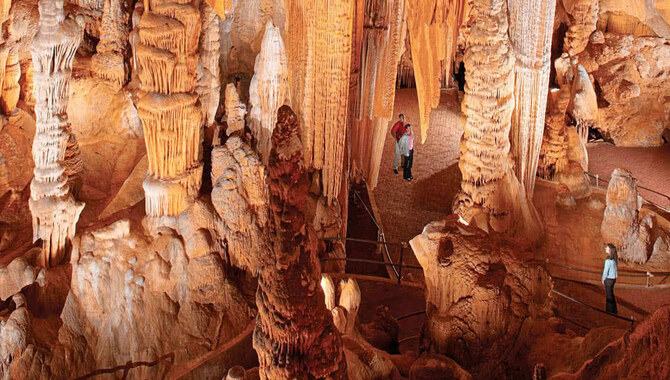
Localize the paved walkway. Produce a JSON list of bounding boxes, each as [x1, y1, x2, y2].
[[372, 88, 462, 281]]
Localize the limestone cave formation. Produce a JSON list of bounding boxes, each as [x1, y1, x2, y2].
[[0, 0, 668, 379]]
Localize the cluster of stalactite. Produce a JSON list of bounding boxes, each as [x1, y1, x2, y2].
[[564, 0, 599, 56], [454, 0, 540, 240], [285, 0, 354, 202], [406, 0, 464, 142], [135, 0, 203, 217], [507, 0, 556, 199], [91, 0, 131, 87], [196, 1, 220, 127], [350, 0, 407, 188], [252, 105, 347, 379], [249, 21, 289, 165], [28, 0, 85, 267]]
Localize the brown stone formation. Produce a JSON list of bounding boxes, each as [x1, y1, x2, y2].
[[350, 0, 407, 188], [1, 49, 19, 115], [90, 0, 131, 87], [249, 20, 289, 165], [563, 0, 599, 57], [454, 0, 541, 241], [224, 82, 247, 136], [598, 0, 670, 38], [252, 105, 347, 379], [410, 216, 553, 376], [407, 0, 464, 142], [203, 0, 233, 19], [135, 0, 203, 218], [567, 64, 598, 145], [285, 0, 353, 202], [196, 0, 220, 127], [507, 0, 556, 198], [601, 168, 652, 264], [29, 0, 85, 268]]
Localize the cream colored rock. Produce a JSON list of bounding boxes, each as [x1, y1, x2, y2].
[[90, 0, 131, 88], [196, 1, 221, 128], [0, 258, 42, 301], [563, 0, 599, 56], [567, 65, 599, 144], [225, 83, 247, 135]]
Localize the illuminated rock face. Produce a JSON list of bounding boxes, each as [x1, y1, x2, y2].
[[407, 0, 464, 142], [563, 0, 599, 56], [135, 0, 203, 218], [1, 50, 20, 115], [196, 1, 220, 127], [91, 0, 131, 87], [454, 0, 541, 241], [29, 0, 85, 267], [249, 21, 289, 165], [252, 105, 347, 379], [410, 217, 552, 376], [286, 0, 353, 202], [507, 0, 556, 198], [224, 83, 246, 136]]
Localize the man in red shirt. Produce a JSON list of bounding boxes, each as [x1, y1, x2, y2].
[[390, 114, 406, 174]]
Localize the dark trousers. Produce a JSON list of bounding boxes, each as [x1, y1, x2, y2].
[[604, 278, 617, 314], [403, 149, 413, 179]]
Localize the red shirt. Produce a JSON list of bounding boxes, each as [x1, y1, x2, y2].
[[391, 121, 405, 140]]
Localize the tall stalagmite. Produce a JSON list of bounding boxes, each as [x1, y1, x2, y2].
[[350, 0, 407, 188], [454, 0, 541, 241], [91, 0, 131, 87], [286, 0, 354, 202], [135, 0, 203, 217], [406, 0, 464, 142], [29, 0, 85, 267], [253, 105, 347, 379], [249, 21, 289, 165], [196, 0, 220, 127], [507, 0, 556, 198]]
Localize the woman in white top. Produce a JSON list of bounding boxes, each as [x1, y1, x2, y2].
[[601, 244, 618, 314]]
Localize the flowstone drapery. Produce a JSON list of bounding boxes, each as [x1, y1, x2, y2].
[[407, 0, 464, 142], [454, 0, 541, 241], [507, 0, 556, 198], [29, 0, 85, 267], [249, 21, 289, 165], [286, 0, 354, 202], [196, 0, 220, 127], [135, 0, 203, 217], [252, 105, 347, 379]]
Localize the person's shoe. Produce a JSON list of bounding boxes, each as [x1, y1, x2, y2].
[[405, 178, 411, 181], [409, 176, 413, 180], [394, 169, 398, 174]]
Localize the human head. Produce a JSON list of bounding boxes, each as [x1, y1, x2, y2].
[[605, 244, 617, 260], [405, 124, 411, 134], [399, 114, 405, 122]]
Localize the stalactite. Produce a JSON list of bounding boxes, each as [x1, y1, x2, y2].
[[29, 0, 85, 268], [135, 0, 203, 217], [507, 0, 556, 198], [19, 59, 35, 106], [286, 0, 354, 203], [249, 21, 289, 166], [252, 105, 347, 379], [406, 0, 464, 143], [1, 49, 19, 115], [225, 83, 246, 136], [454, 0, 541, 241], [563, 0, 599, 57], [90, 0, 131, 87], [196, 1, 220, 127]]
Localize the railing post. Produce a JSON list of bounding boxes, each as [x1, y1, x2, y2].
[[398, 243, 405, 284], [595, 174, 599, 187], [646, 272, 651, 288]]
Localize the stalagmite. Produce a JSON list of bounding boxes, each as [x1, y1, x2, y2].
[[507, 0, 556, 198], [454, 0, 541, 241], [350, 0, 407, 188], [252, 105, 347, 379], [1, 49, 19, 115], [135, 0, 203, 217], [406, 0, 464, 142], [249, 21, 289, 165], [29, 0, 85, 267], [563, 0, 599, 57], [285, 0, 354, 202], [196, 1, 220, 127], [225, 83, 246, 136], [90, 0, 131, 87]]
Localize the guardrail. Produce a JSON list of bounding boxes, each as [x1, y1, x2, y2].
[[551, 289, 635, 327], [586, 172, 670, 210]]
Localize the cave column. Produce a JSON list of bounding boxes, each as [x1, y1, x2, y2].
[[29, 0, 85, 267], [135, 0, 203, 218], [507, 0, 556, 198]]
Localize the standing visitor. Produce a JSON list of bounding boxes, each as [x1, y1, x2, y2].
[[601, 244, 618, 314], [399, 125, 414, 181], [390, 114, 406, 174]]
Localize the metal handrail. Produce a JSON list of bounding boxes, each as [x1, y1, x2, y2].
[[586, 172, 670, 206], [319, 256, 423, 270], [551, 289, 635, 326]]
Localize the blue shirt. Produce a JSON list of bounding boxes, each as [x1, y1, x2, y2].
[[602, 259, 617, 281]]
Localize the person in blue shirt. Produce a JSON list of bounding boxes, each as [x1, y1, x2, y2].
[[601, 244, 618, 314]]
